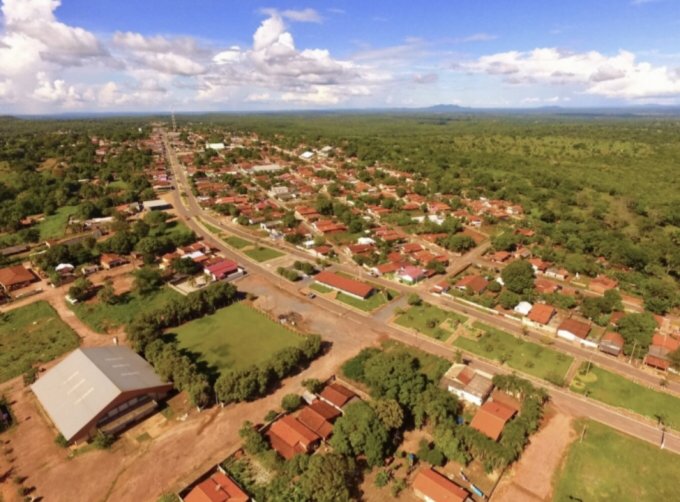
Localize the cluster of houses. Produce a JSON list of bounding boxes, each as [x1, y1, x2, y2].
[[443, 364, 520, 442]]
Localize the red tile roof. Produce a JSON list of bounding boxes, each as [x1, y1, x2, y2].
[[266, 415, 320, 460], [297, 406, 334, 440], [412, 467, 469, 502], [558, 318, 591, 340], [205, 259, 239, 279], [184, 472, 249, 502], [319, 383, 357, 409], [528, 304, 556, 325], [455, 275, 489, 294], [315, 271, 374, 299], [0, 265, 35, 288], [652, 334, 680, 352], [470, 401, 516, 441]]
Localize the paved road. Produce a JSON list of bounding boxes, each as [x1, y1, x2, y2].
[[161, 130, 680, 455]]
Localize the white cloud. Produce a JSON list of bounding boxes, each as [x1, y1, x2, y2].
[[460, 48, 680, 99], [260, 8, 322, 23]]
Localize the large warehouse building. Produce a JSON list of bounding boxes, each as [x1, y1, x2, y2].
[[32, 346, 172, 444]]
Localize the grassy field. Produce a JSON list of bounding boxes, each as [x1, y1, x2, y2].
[[225, 235, 253, 249], [243, 246, 284, 262], [394, 303, 467, 340], [570, 364, 680, 430], [0, 301, 79, 382], [38, 206, 79, 240], [553, 420, 680, 502], [71, 287, 181, 333], [336, 289, 396, 312], [453, 322, 573, 384], [310, 283, 333, 294], [171, 302, 302, 374]]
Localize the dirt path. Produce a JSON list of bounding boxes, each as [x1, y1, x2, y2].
[[491, 411, 576, 502]]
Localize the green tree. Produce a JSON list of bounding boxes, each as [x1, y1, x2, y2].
[[501, 260, 535, 294], [281, 394, 303, 413], [329, 401, 391, 467], [298, 453, 358, 502], [133, 266, 163, 295], [370, 399, 404, 430]]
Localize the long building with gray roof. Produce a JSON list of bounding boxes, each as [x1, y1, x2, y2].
[[32, 346, 172, 443]]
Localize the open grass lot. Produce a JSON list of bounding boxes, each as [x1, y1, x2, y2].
[[171, 302, 302, 373], [72, 287, 181, 333], [553, 420, 680, 502], [453, 322, 573, 384], [243, 246, 284, 262], [394, 303, 467, 340], [309, 282, 332, 294], [0, 301, 79, 382], [224, 235, 253, 250], [336, 288, 397, 312], [38, 205, 78, 240], [570, 364, 680, 430]]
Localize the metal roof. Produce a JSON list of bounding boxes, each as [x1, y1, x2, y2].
[[32, 346, 167, 441]]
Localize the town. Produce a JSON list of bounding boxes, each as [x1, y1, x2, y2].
[[0, 111, 678, 502]]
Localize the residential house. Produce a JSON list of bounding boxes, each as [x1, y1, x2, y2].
[[598, 332, 625, 357], [589, 275, 618, 294], [470, 398, 517, 441], [396, 265, 427, 284], [557, 318, 595, 348], [204, 259, 244, 282], [296, 400, 341, 440], [266, 415, 320, 460], [528, 304, 556, 325], [100, 253, 128, 270], [314, 271, 374, 300], [442, 364, 494, 406], [412, 467, 471, 502], [319, 383, 358, 411], [0, 265, 37, 292], [184, 469, 250, 502], [455, 275, 489, 294]]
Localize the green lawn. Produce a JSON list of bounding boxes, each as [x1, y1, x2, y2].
[[570, 364, 680, 430], [0, 301, 79, 382], [224, 235, 253, 250], [171, 302, 302, 373], [310, 283, 333, 294], [553, 420, 680, 502], [336, 289, 396, 312], [243, 246, 284, 262], [38, 206, 78, 240], [453, 322, 573, 384], [71, 287, 181, 334], [394, 303, 467, 340], [200, 220, 223, 236]]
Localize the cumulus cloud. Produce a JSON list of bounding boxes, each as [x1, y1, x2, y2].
[[204, 12, 385, 104], [460, 47, 680, 99]]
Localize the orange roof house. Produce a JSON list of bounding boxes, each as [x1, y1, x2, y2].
[[266, 415, 320, 460], [0, 265, 37, 292], [314, 271, 374, 300], [412, 467, 470, 502], [455, 275, 489, 294], [528, 304, 556, 325], [319, 383, 357, 410], [557, 318, 592, 341], [589, 275, 618, 294], [470, 401, 517, 441], [184, 471, 250, 502]]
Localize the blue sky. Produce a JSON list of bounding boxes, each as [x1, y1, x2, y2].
[[1, 0, 679, 112]]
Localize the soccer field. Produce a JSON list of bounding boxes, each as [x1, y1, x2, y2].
[[171, 302, 302, 373]]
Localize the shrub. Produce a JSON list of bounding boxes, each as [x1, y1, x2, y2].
[[54, 434, 69, 448], [264, 410, 279, 422], [22, 367, 37, 386], [302, 378, 324, 394], [92, 430, 114, 449], [375, 470, 390, 488], [281, 394, 303, 413]]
